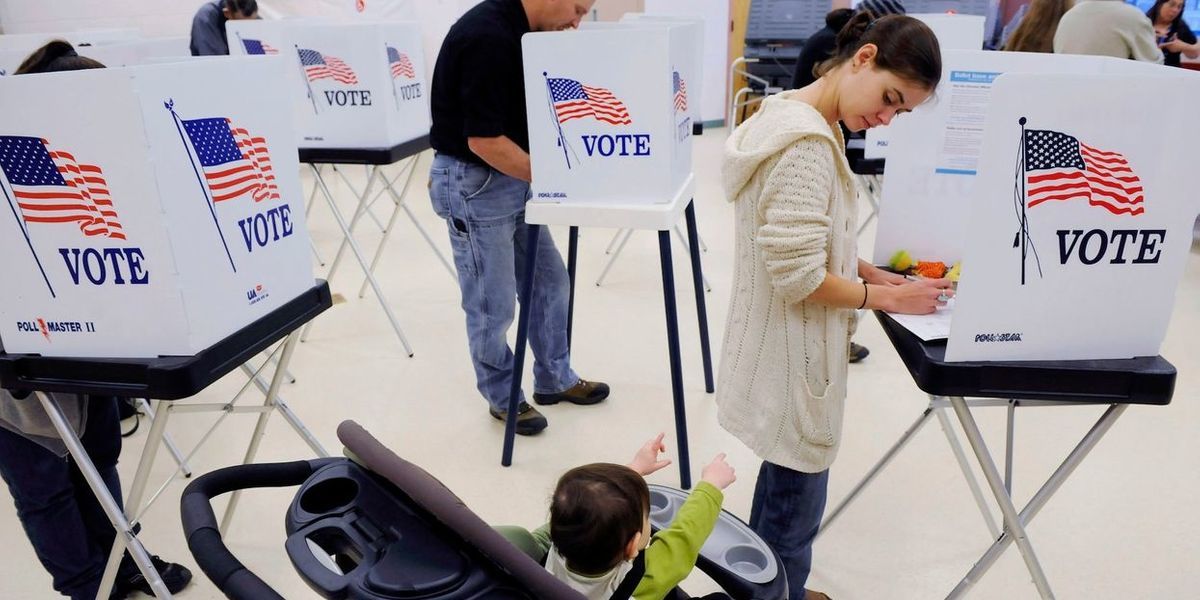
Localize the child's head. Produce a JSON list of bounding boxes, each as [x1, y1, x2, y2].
[[549, 463, 650, 575]]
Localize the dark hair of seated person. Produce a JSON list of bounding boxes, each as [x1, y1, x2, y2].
[[15, 40, 106, 74]]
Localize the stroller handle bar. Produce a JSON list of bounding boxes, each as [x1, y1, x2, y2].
[[180, 458, 340, 600]]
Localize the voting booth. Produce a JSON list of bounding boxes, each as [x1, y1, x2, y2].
[[0, 57, 313, 358], [522, 28, 693, 206], [227, 19, 430, 149], [0, 28, 141, 52], [619, 14, 704, 131]]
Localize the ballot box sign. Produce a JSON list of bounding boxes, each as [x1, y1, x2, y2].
[[0, 58, 313, 357], [524, 29, 693, 205], [947, 72, 1200, 362]]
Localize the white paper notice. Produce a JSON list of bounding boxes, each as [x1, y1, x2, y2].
[[935, 70, 1000, 176], [888, 299, 955, 341]]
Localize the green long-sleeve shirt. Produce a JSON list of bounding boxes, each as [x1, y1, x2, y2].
[[534, 481, 725, 600]]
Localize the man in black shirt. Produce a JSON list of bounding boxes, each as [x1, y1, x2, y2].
[[189, 0, 259, 56], [429, 0, 607, 436]]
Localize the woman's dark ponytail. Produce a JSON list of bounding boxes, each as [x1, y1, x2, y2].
[[15, 40, 105, 75], [817, 14, 942, 91]]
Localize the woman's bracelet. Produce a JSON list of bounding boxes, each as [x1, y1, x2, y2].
[[858, 281, 869, 310]]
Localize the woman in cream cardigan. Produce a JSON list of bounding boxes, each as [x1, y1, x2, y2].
[[718, 13, 949, 600]]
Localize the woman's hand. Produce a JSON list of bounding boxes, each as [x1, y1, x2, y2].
[[1161, 37, 1190, 53], [875, 277, 952, 314], [859, 260, 907, 286]]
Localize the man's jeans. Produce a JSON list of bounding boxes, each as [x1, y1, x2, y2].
[[429, 153, 577, 411]]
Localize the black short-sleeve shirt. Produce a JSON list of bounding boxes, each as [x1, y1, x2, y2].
[[430, 0, 531, 164]]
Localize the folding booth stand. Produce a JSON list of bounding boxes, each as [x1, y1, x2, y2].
[[228, 19, 441, 356], [0, 282, 333, 600], [818, 312, 1175, 599]]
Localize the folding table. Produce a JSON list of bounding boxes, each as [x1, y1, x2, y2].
[[819, 311, 1176, 599], [299, 135, 452, 356], [0, 281, 333, 599], [502, 176, 715, 489]]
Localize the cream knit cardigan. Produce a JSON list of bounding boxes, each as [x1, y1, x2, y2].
[[717, 92, 859, 473]]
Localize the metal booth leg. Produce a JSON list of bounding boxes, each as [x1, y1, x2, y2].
[[683, 201, 714, 394], [948, 404, 1127, 599], [934, 401, 1003, 539], [220, 332, 302, 534], [658, 230, 692, 489], [947, 396, 1055, 599], [819, 406, 936, 537], [306, 164, 414, 356], [501, 225, 542, 467], [34, 393, 171, 600]]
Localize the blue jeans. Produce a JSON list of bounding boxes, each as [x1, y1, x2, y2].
[[0, 396, 123, 600], [749, 462, 830, 598], [428, 153, 577, 411]]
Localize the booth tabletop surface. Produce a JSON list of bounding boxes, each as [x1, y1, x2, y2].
[[0, 282, 332, 401], [298, 135, 431, 165], [876, 311, 1176, 406], [525, 174, 695, 230]]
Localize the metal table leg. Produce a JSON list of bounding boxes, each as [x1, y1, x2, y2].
[[567, 226, 579, 349], [948, 404, 1127, 598], [502, 225, 542, 467], [34, 393, 171, 600], [659, 230, 692, 489], [947, 396, 1055, 599], [934, 402, 1002, 539], [683, 202, 714, 394]]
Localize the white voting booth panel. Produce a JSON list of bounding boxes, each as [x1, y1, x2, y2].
[[0, 29, 142, 52], [227, 20, 430, 149], [863, 15, 986, 160], [871, 50, 1170, 266], [523, 28, 693, 206], [0, 57, 313, 357], [945, 71, 1200, 362], [619, 14, 704, 130]]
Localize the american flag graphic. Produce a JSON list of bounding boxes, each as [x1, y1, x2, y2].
[[673, 71, 688, 113], [241, 38, 278, 55], [298, 48, 359, 85], [0, 136, 125, 239], [1024, 129, 1143, 216], [386, 46, 415, 79], [547, 77, 632, 125], [181, 117, 279, 203]]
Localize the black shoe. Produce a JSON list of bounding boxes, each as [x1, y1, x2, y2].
[[489, 402, 548, 436], [849, 342, 870, 363], [532, 379, 610, 406], [110, 555, 193, 599]]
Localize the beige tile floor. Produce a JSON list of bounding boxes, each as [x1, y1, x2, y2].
[[1, 129, 1197, 599]]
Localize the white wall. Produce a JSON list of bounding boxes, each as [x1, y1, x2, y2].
[[644, 0, 730, 124], [0, 0, 209, 37]]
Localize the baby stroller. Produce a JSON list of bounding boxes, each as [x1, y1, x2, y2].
[[180, 421, 789, 599]]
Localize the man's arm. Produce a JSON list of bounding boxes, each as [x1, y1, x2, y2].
[[467, 135, 532, 182]]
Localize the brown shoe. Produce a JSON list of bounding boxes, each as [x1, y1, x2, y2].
[[532, 379, 610, 406], [803, 590, 832, 600], [489, 402, 548, 436]]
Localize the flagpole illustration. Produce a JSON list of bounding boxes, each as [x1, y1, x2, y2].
[[543, 72, 573, 170], [388, 45, 399, 110], [0, 179, 55, 297], [296, 45, 319, 115], [165, 99, 237, 273], [1013, 116, 1042, 285]]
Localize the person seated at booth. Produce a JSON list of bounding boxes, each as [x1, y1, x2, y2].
[[1147, 0, 1200, 67], [1002, 0, 1075, 53], [0, 41, 195, 600], [189, 0, 259, 56], [1054, 0, 1163, 63], [530, 434, 737, 600]]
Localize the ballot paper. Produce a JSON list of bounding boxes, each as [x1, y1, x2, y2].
[[887, 299, 955, 341]]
